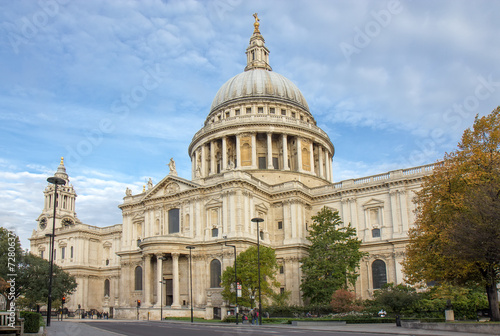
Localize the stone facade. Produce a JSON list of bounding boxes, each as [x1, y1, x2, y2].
[[30, 17, 435, 319]]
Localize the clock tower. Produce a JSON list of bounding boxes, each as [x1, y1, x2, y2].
[[36, 158, 81, 233]]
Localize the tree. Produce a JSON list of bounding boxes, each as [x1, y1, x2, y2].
[[17, 253, 78, 308], [221, 245, 279, 308], [0, 227, 24, 305], [300, 207, 367, 305], [372, 283, 420, 315], [403, 107, 500, 321]]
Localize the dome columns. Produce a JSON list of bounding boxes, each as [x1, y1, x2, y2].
[[191, 131, 333, 182]]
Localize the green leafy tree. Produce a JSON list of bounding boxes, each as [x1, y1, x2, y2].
[[221, 245, 279, 308], [0, 227, 24, 304], [17, 253, 77, 308], [403, 108, 500, 321], [372, 283, 420, 315], [300, 207, 367, 304]]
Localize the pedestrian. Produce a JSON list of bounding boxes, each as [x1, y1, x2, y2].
[[252, 307, 259, 325], [249, 309, 255, 324]]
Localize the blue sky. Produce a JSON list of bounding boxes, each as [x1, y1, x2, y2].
[[1, 0, 499, 249]]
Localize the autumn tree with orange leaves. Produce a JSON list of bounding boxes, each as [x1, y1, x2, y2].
[[403, 107, 500, 321]]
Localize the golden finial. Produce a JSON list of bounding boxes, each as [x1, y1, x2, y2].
[[60, 157, 64, 165], [142, 185, 145, 193], [253, 13, 260, 33]]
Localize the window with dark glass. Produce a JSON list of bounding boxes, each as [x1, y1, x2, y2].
[[278, 221, 283, 230], [212, 228, 219, 237], [246, 107, 251, 114], [258, 107, 263, 113], [135, 266, 143, 290], [273, 157, 279, 169], [279, 265, 284, 274], [281, 109, 286, 115], [104, 279, 110, 296], [61, 247, 65, 259], [168, 208, 180, 234], [258, 157, 266, 169], [210, 259, 222, 288], [270, 108, 275, 114], [70, 246, 74, 258], [372, 228, 381, 238], [260, 231, 264, 240], [372, 260, 387, 289]]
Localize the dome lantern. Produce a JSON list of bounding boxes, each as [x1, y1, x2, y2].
[[244, 13, 272, 72]]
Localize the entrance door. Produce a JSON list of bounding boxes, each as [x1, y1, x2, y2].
[[165, 279, 173, 306]]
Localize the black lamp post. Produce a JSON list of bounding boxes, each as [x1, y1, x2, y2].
[[186, 246, 195, 323], [224, 240, 238, 324], [46, 176, 66, 327], [251, 217, 264, 326]]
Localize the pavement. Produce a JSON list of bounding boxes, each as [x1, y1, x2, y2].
[[45, 319, 494, 336]]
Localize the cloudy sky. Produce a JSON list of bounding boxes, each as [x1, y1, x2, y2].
[[1, 0, 499, 249]]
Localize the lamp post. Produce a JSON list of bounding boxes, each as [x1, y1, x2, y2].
[[186, 246, 195, 323], [251, 217, 264, 326], [46, 176, 66, 327], [224, 240, 238, 324]]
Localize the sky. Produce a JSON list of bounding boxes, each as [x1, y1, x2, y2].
[[1, 0, 499, 249]]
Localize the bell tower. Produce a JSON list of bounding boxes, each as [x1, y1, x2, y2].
[[36, 158, 80, 233]]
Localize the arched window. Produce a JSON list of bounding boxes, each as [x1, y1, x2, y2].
[[210, 259, 221, 288], [104, 279, 110, 297], [372, 260, 387, 289], [135, 266, 143, 290]]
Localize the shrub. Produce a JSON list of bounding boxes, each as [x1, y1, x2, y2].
[[20, 311, 41, 333], [330, 289, 364, 313]]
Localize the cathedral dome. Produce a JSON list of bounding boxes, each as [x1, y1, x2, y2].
[[210, 69, 309, 113]]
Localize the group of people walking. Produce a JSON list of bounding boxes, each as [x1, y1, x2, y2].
[[241, 308, 260, 324]]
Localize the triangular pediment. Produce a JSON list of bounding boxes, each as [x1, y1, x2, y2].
[[143, 175, 200, 200], [205, 197, 222, 208], [362, 198, 384, 208]]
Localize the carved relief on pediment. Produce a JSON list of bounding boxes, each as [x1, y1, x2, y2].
[[165, 182, 180, 195]]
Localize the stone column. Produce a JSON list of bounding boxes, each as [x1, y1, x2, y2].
[[251, 133, 257, 169], [210, 141, 216, 175], [282, 134, 289, 170], [267, 132, 273, 169], [201, 145, 206, 177], [236, 135, 241, 168], [143, 254, 152, 306], [156, 254, 164, 306], [309, 141, 314, 173], [318, 146, 324, 178], [297, 137, 303, 172], [222, 136, 227, 172], [171, 253, 181, 309]]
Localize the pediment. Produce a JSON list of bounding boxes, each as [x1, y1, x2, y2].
[[205, 197, 222, 208], [362, 198, 384, 209], [143, 175, 200, 200]]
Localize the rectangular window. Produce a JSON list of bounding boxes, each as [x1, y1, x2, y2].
[[258, 157, 266, 169], [291, 112, 296, 118], [61, 247, 65, 260], [258, 107, 263, 113], [372, 228, 381, 238], [272, 157, 279, 169], [279, 265, 284, 274], [168, 208, 180, 234], [70, 246, 74, 259], [280, 287, 285, 294], [212, 228, 219, 237], [225, 112, 230, 118], [270, 108, 275, 114], [235, 109, 240, 115], [281, 109, 286, 116], [40, 251, 44, 259], [278, 221, 283, 230], [246, 107, 251, 114]]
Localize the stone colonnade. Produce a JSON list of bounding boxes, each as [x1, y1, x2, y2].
[[191, 132, 333, 181]]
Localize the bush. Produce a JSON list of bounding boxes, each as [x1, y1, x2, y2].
[[20, 311, 41, 333], [330, 289, 364, 313]]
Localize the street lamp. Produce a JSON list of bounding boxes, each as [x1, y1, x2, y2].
[[251, 217, 264, 326], [224, 240, 238, 324], [186, 246, 195, 323], [46, 176, 66, 327], [159, 256, 167, 321]]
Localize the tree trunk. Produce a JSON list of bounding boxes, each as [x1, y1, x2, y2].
[[486, 281, 500, 321]]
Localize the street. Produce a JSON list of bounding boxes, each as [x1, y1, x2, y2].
[[46, 321, 398, 336]]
